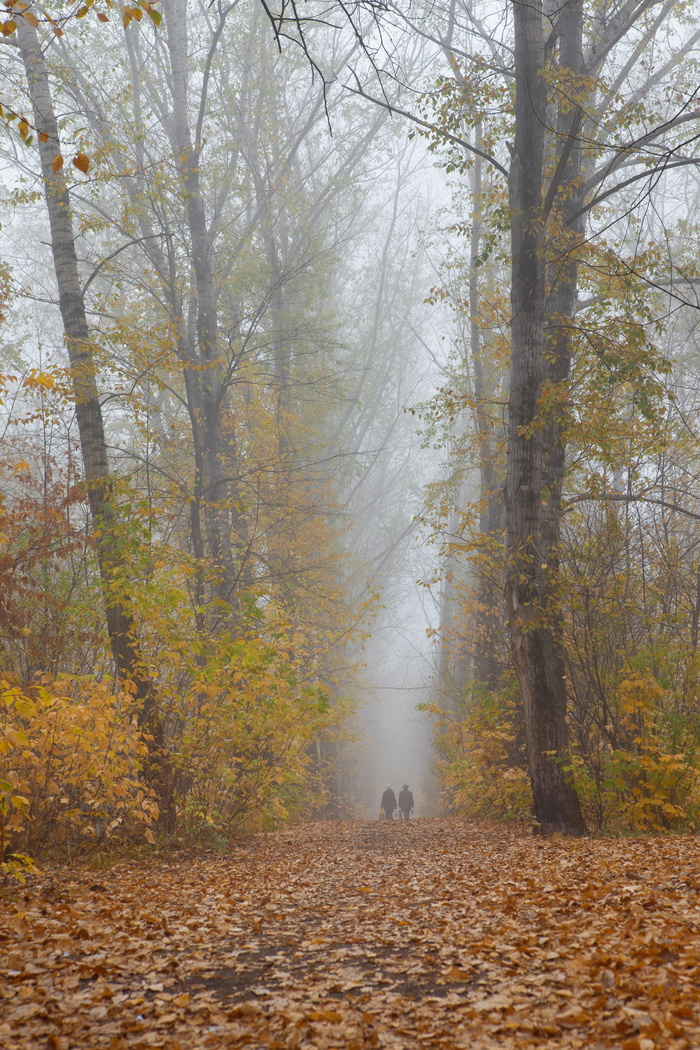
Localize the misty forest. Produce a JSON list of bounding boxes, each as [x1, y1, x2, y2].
[[3, 0, 700, 1047]]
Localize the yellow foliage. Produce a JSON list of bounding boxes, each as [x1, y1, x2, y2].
[[170, 613, 349, 841], [618, 671, 664, 721], [427, 687, 533, 824], [435, 670, 700, 835], [0, 676, 158, 873], [571, 670, 700, 833]]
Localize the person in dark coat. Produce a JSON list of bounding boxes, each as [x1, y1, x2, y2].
[[381, 785, 397, 819], [398, 784, 414, 819]]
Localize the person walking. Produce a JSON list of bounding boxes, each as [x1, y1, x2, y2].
[[381, 785, 397, 820], [398, 784, 414, 819]]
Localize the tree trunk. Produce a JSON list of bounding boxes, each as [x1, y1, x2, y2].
[[504, 0, 587, 835], [165, 0, 242, 616], [470, 135, 506, 691]]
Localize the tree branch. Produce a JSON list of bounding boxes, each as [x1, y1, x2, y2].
[[344, 81, 509, 179], [565, 492, 700, 523]]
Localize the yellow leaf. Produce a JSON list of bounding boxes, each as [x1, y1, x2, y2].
[[24, 371, 56, 390], [4, 729, 30, 748]]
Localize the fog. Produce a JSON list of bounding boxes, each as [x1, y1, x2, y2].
[[2, 0, 700, 884], [337, 606, 444, 819]]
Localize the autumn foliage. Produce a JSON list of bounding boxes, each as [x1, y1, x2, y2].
[[0, 424, 351, 870], [4, 819, 700, 1048], [0, 677, 157, 880], [0, 282, 362, 872]]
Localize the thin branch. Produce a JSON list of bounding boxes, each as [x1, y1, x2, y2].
[[542, 106, 583, 223], [81, 235, 164, 297], [345, 80, 509, 179], [565, 492, 700, 523], [579, 104, 700, 202]]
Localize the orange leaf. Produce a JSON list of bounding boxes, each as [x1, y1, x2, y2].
[[52, 155, 64, 173], [72, 153, 90, 174]]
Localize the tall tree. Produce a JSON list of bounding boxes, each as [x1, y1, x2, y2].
[[10, 11, 179, 827], [504, 0, 700, 832], [505, 0, 587, 834], [13, 12, 160, 726], [399, 0, 700, 831]]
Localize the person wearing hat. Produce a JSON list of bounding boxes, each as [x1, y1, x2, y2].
[[398, 784, 414, 819], [380, 785, 397, 819]]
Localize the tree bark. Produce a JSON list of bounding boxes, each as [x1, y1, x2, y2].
[[505, 0, 587, 835], [470, 135, 506, 691]]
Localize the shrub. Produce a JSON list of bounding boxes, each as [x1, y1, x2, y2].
[[173, 624, 343, 842], [0, 676, 158, 872], [427, 683, 533, 824]]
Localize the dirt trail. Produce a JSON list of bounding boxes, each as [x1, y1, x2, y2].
[[2, 818, 700, 1048]]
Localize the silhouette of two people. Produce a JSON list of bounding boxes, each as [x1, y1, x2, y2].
[[381, 784, 414, 819]]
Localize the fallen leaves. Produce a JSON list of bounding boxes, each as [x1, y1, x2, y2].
[[2, 819, 700, 1047]]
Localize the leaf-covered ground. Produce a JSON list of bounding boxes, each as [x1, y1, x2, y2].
[[2, 818, 700, 1049]]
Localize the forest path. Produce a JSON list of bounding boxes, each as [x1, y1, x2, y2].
[[2, 818, 700, 1049]]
